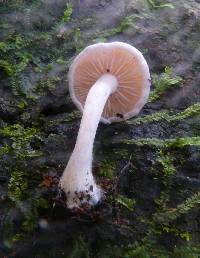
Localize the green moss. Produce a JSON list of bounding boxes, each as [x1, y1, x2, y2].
[[36, 197, 49, 209], [128, 110, 171, 125], [23, 198, 49, 234], [56, 57, 66, 64], [22, 210, 38, 232], [12, 233, 24, 243], [113, 149, 129, 159], [0, 124, 37, 138], [66, 110, 82, 121], [146, 0, 174, 9], [17, 99, 28, 109], [155, 192, 200, 223], [44, 63, 53, 73], [154, 188, 171, 211], [3, 196, 49, 247], [73, 28, 83, 53], [8, 170, 28, 202], [0, 59, 15, 76], [124, 244, 152, 258], [0, 124, 43, 159], [69, 236, 90, 258], [34, 66, 42, 73], [123, 242, 200, 258], [115, 195, 135, 211], [48, 110, 81, 126], [0, 41, 9, 52], [99, 160, 116, 178], [114, 15, 137, 33], [161, 225, 191, 241], [0, 35, 33, 97], [168, 137, 200, 147], [0, 144, 11, 156], [93, 15, 138, 40], [149, 67, 183, 102], [62, 2, 73, 23], [33, 76, 61, 96], [156, 150, 176, 176], [123, 243, 173, 258], [145, 149, 199, 255], [3, 215, 16, 249], [173, 244, 200, 258], [128, 103, 200, 125], [153, 150, 176, 214], [124, 136, 200, 148], [169, 103, 200, 121]]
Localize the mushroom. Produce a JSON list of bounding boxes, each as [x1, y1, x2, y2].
[[60, 42, 151, 208]]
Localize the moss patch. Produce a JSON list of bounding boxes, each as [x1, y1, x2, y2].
[[99, 160, 116, 178], [149, 67, 183, 102], [115, 195, 135, 211], [124, 136, 200, 148], [8, 170, 28, 202], [0, 124, 43, 159], [62, 2, 73, 23], [146, 0, 175, 10], [128, 103, 200, 125]]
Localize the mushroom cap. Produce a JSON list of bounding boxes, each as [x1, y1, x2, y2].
[[68, 42, 151, 124]]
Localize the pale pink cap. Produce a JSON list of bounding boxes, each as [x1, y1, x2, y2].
[[68, 42, 151, 124]]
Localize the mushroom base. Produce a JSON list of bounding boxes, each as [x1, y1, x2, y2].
[[60, 178, 102, 208]]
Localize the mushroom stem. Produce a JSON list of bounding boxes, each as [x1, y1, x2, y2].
[[60, 74, 118, 208]]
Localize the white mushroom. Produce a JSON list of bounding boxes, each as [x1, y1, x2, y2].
[[60, 42, 151, 208]]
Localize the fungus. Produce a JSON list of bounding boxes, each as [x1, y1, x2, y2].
[[60, 42, 151, 208]]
